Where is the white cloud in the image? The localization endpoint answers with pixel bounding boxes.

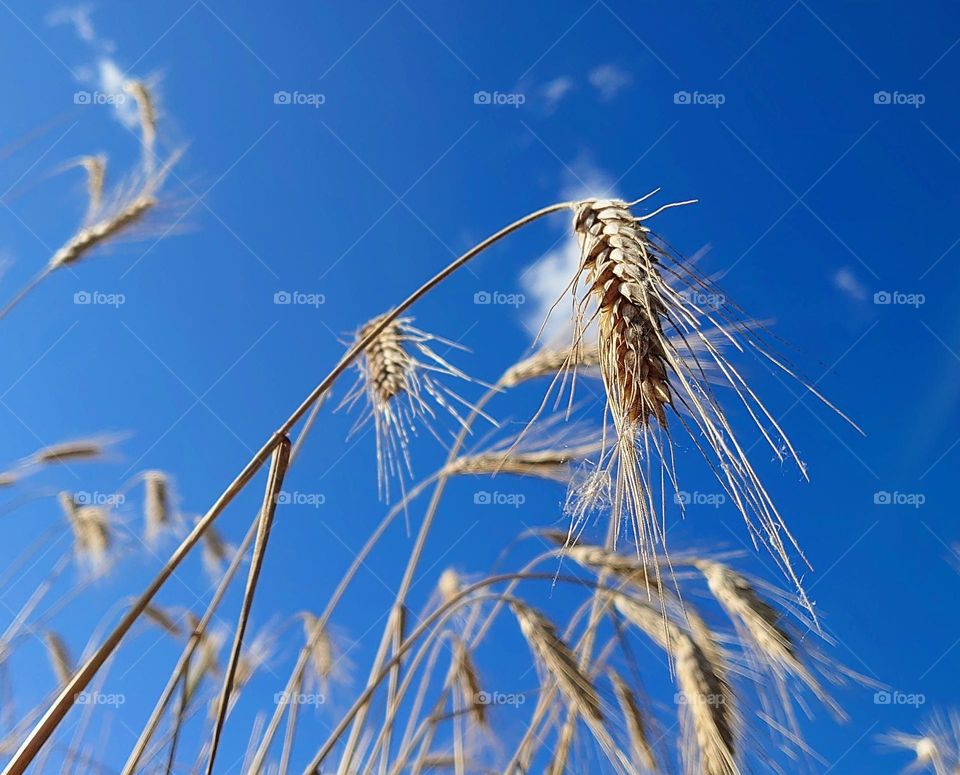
[47,4,97,43]
[46,5,138,129]
[833,267,868,302]
[521,159,622,344]
[588,64,632,102]
[541,76,574,114]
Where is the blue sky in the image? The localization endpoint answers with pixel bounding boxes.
[0,0,959,771]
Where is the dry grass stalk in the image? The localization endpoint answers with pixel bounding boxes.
[615,595,737,775]
[561,194,847,615]
[609,671,657,772]
[44,631,72,687]
[344,315,482,500]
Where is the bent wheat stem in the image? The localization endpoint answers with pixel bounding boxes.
[5,201,571,774]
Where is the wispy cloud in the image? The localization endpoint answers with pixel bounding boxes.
[522,157,620,344]
[541,76,575,114]
[46,3,101,45]
[588,63,632,102]
[833,266,869,302]
[46,4,144,129]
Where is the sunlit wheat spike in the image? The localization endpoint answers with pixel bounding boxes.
[49,193,157,269]
[438,568,462,605]
[0,470,19,487]
[201,524,231,580]
[500,344,601,387]
[563,195,837,618]
[219,627,275,714]
[60,492,112,575]
[447,639,486,726]
[300,613,334,687]
[142,470,175,546]
[609,671,657,772]
[446,447,586,483]
[342,314,485,501]
[881,711,960,774]
[78,154,106,214]
[124,80,157,168]
[143,604,182,637]
[510,601,603,725]
[44,631,72,687]
[186,623,225,703]
[615,595,738,775]
[31,435,120,465]
[692,559,833,706]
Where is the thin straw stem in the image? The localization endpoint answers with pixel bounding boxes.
[205,438,291,775]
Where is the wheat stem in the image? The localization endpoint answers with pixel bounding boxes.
[3,201,571,775]
[205,438,291,775]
